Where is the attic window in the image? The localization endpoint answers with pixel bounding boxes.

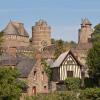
[67,60,73,64]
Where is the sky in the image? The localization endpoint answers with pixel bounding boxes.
[0,0,100,42]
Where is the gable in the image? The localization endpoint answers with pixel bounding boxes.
[51,50,82,68]
[62,54,77,65]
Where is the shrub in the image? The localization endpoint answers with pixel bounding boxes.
[79,88,100,100]
[64,78,81,91]
[25,91,78,100]
[84,77,96,88]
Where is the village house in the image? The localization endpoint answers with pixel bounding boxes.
[50,50,83,91]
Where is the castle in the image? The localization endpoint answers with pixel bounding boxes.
[0,18,93,96]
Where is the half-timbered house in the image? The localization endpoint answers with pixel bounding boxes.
[50,50,83,91]
[51,50,83,81]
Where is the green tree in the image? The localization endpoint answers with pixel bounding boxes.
[65,78,81,91]
[41,59,52,81]
[51,38,56,44]
[87,23,100,86]
[54,39,65,59]
[0,67,22,100]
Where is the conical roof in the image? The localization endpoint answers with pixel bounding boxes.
[81,18,92,26]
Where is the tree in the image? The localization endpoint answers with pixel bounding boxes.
[51,38,56,44]
[0,67,22,100]
[65,78,81,91]
[0,32,23,99]
[54,39,65,59]
[87,23,100,86]
[41,59,52,81]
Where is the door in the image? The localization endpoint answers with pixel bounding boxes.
[32,86,36,95]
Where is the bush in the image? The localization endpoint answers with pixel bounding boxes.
[84,77,98,88]
[25,91,78,100]
[64,78,81,91]
[79,88,100,100]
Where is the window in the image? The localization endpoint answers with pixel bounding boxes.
[42,71,44,80]
[33,71,37,80]
[34,71,36,75]
[44,86,47,90]
[67,71,73,77]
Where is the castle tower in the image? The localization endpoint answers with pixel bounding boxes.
[2,20,29,47]
[32,20,51,49]
[78,18,93,44]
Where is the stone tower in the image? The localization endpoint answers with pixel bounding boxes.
[32,20,51,49]
[78,18,93,44]
[72,18,93,77]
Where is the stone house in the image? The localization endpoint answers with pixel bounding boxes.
[0,48,49,96]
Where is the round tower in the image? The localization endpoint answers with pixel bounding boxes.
[32,20,51,50]
[78,18,93,44]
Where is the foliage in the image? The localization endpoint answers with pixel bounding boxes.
[22,52,35,59]
[54,39,65,59]
[51,38,76,59]
[25,91,78,100]
[51,38,56,44]
[84,77,95,88]
[87,23,100,86]
[79,88,100,100]
[0,67,22,100]
[65,78,81,91]
[41,59,52,81]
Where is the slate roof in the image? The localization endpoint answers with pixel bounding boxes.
[0,53,17,66]
[16,58,36,78]
[51,50,69,68]
[51,50,82,68]
[0,53,36,78]
[3,20,29,37]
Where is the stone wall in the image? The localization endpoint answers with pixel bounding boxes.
[2,35,29,47]
[27,59,49,96]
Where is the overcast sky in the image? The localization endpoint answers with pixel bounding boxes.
[0,0,100,42]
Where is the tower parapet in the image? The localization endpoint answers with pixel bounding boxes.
[32,20,51,50]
